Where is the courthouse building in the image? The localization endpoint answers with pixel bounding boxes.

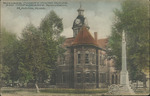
[56,6,120,88]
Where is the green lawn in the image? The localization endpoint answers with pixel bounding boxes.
[1,87,149,96]
[1,88,108,96]
[2,87,108,94]
[40,88,108,94]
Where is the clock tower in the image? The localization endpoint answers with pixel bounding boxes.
[72,4,90,37]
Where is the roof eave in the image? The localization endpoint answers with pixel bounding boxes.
[67,44,105,51]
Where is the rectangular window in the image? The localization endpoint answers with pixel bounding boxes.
[100,55,102,65]
[78,54,81,64]
[61,56,65,65]
[85,72,90,83]
[115,75,118,84]
[102,56,104,65]
[100,73,106,83]
[91,72,95,83]
[100,55,104,65]
[77,72,81,83]
[85,54,89,64]
[112,75,114,84]
[62,72,66,83]
[92,53,95,64]
[100,73,102,83]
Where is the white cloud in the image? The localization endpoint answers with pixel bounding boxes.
[2,7,30,37]
[1,0,121,39]
[61,27,73,37]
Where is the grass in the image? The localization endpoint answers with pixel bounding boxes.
[134,88,150,94]
[1,87,149,96]
[40,88,108,94]
[2,88,36,93]
[2,87,108,95]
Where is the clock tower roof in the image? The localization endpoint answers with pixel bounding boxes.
[77,3,84,16]
[72,4,90,37]
[72,26,98,47]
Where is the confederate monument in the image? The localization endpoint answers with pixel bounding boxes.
[119,30,134,95]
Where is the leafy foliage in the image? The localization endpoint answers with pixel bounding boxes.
[108,0,149,82]
[2,28,18,82]
[39,10,64,84]
[2,10,65,86]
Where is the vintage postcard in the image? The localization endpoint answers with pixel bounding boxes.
[0,0,149,96]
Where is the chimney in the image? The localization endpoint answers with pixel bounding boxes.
[94,32,98,43]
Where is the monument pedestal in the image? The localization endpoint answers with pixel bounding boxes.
[119,71,135,95]
[120,71,130,85]
[119,85,135,95]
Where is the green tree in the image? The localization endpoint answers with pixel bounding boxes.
[2,10,65,92]
[108,0,149,84]
[2,27,18,84]
[19,10,65,91]
[20,23,50,92]
[40,10,65,85]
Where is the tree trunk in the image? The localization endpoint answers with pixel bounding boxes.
[0,79,1,95]
[0,76,2,96]
[35,82,40,93]
[0,88,2,96]
[0,89,2,96]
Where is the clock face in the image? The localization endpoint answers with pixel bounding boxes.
[75,19,80,24]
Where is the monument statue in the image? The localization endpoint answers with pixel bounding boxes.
[119,30,135,95]
[108,30,135,95]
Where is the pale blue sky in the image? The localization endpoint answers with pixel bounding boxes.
[2,0,121,39]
